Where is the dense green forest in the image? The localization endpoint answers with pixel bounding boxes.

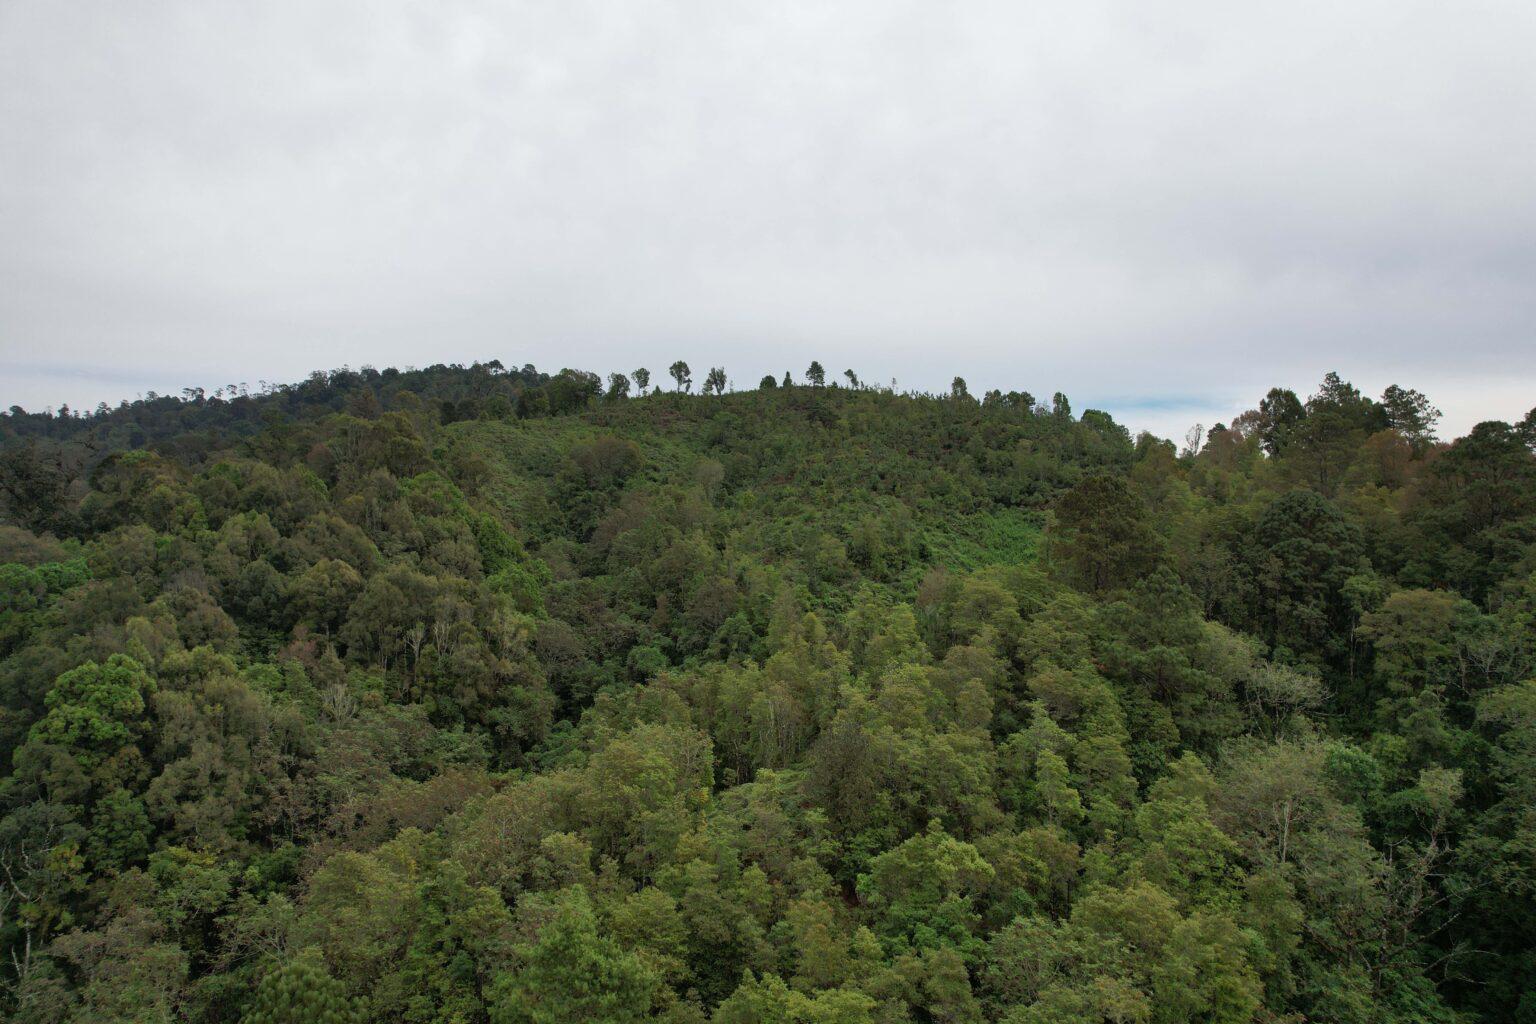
[2,362,1534,1024]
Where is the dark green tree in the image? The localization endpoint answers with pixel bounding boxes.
[1256,387,1305,456]
[1380,385,1440,453]
[242,949,362,1024]
[1048,475,1162,593]
[1246,489,1364,663]
[669,361,692,393]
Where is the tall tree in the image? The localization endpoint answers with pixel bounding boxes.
[669,361,692,393]
[1246,489,1365,663]
[1256,387,1305,456]
[1049,475,1162,593]
[1381,385,1441,453]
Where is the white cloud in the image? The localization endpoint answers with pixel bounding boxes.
[2,0,1533,435]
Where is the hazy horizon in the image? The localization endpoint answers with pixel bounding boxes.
[3,354,1528,447]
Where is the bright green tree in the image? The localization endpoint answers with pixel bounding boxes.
[489,888,661,1024]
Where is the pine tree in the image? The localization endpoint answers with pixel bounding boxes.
[242,950,362,1024]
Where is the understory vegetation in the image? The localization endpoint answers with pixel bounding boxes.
[2,362,1535,1023]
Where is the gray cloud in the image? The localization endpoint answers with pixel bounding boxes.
[3,0,1533,438]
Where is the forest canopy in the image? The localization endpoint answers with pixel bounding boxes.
[2,362,1535,1023]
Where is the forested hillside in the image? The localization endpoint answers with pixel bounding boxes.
[2,363,1534,1023]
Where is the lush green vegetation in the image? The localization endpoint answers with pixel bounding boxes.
[2,363,1534,1023]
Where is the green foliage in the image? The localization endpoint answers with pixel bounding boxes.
[242,948,362,1024]
[0,365,1529,1023]
[857,822,995,957]
[1048,475,1161,592]
[27,654,155,765]
[489,888,660,1024]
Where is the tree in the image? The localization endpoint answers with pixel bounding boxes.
[1246,489,1364,663]
[1243,660,1325,736]
[714,972,878,1024]
[1048,475,1162,593]
[489,889,660,1024]
[242,948,362,1024]
[606,373,631,400]
[806,362,826,388]
[782,371,793,388]
[759,375,777,390]
[706,367,728,396]
[0,801,88,990]
[1034,749,1084,827]
[288,558,364,634]
[982,913,1150,1024]
[1285,372,1386,495]
[844,369,860,389]
[1460,681,1536,1019]
[857,822,995,956]
[951,377,970,402]
[1380,385,1440,453]
[1405,419,1536,602]
[546,369,602,415]
[632,367,650,395]
[1355,588,1475,697]
[669,361,692,393]
[0,439,84,535]
[1256,387,1305,456]
[28,654,156,768]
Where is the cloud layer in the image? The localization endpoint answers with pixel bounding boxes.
[3,1,1533,438]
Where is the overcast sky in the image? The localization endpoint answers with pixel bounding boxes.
[2,1,1533,440]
